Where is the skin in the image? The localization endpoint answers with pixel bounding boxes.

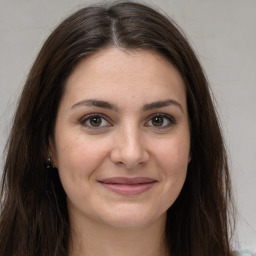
[50,47,191,256]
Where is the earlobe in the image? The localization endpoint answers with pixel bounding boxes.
[46,157,55,169]
[48,138,58,168]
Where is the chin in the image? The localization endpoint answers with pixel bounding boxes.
[97,205,166,230]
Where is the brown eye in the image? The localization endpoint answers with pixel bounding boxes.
[81,114,110,128]
[146,114,176,128]
[89,116,102,127]
[151,116,164,126]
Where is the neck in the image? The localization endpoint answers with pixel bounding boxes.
[68,213,168,256]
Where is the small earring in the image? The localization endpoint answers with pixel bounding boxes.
[46,157,55,169]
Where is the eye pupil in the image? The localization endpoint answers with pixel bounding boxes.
[90,116,102,127]
[152,116,164,126]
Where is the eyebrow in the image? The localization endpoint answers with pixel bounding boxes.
[71,99,183,112]
[142,99,184,112]
[71,99,119,111]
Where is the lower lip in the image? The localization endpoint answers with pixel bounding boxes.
[99,182,156,195]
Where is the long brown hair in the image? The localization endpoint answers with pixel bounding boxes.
[0,1,234,255]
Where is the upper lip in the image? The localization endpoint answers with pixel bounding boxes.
[98,177,157,184]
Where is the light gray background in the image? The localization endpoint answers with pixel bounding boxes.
[0,0,255,251]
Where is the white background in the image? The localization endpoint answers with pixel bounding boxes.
[0,0,255,251]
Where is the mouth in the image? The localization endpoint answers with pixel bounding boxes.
[98,177,157,195]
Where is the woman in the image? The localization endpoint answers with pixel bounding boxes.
[0,1,238,255]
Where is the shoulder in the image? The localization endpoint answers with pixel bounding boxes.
[234,250,253,256]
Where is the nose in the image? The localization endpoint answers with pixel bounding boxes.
[110,125,149,169]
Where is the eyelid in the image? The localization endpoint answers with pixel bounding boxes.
[79,112,176,129]
[80,113,112,128]
[145,113,177,128]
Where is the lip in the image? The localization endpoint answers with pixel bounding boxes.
[98,177,157,195]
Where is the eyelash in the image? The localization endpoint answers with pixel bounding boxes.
[80,113,176,129]
[80,113,111,129]
[145,113,176,129]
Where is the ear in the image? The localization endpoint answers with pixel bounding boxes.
[48,138,58,168]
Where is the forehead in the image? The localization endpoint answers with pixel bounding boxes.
[62,47,186,108]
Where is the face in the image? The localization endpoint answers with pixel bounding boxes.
[50,47,190,230]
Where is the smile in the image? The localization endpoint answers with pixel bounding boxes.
[98,177,157,195]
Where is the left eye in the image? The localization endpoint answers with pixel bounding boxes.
[146,115,175,128]
[81,115,110,128]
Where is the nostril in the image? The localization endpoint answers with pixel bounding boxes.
[109,134,149,168]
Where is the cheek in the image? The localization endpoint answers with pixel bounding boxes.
[54,135,111,207]
[153,136,189,203]
[156,136,190,173]
[54,134,110,182]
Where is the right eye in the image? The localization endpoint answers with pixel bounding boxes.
[80,114,111,128]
